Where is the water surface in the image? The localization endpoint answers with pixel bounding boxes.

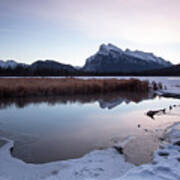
[0,90,180,164]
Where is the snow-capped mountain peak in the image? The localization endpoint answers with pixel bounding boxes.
[86,43,124,65]
[83,43,172,73]
[88,43,171,66]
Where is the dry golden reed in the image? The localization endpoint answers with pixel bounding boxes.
[0,78,149,98]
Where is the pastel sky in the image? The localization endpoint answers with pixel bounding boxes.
[0,0,180,65]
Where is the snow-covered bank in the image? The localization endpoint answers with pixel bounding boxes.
[1,122,180,180]
[157,89,180,98]
[114,122,180,180]
[141,76,180,98]
[0,137,134,180]
[156,78,180,97]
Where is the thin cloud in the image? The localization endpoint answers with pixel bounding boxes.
[0,0,179,64]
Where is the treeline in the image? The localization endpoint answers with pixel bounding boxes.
[0,66,80,76]
[0,66,127,76]
[0,65,179,76]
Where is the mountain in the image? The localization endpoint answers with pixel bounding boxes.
[0,60,27,69]
[0,59,76,72]
[0,45,176,76]
[0,59,77,76]
[30,60,76,72]
[83,44,172,73]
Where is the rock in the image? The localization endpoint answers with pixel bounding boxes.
[174,140,180,146]
[114,146,123,154]
[158,152,169,157]
[169,105,172,110]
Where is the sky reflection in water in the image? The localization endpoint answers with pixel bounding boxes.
[0,92,179,163]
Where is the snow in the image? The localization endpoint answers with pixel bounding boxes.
[126,76,180,98]
[114,136,136,149]
[79,76,180,97]
[124,49,170,66]
[0,75,179,98]
[0,75,179,97]
[76,76,180,98]
[114,122,180,180]
[0,60,28,69]
[86,44,124,65]
[157,89,180,97]
[1,121,180,180]
[98,43,124,56]
[0,60,18,69]
[0,137,134,180]
[153,77,180,97]
[85,43,171,67]
[0,76,180,179]
[86,55,97,64]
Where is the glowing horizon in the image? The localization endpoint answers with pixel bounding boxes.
[0,0,179,65]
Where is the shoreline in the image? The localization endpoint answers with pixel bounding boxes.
[157,89,180,99]
[0,120,179,180]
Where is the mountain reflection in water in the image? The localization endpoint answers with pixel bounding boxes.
[0,91,155,110]
[1,91,170,164]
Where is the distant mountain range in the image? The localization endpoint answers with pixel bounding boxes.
[0,43,179,76]
[0,59,78,76]
[0,59,76,71]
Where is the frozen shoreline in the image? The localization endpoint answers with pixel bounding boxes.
[0,121,180,180]
[0,137,134,180]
